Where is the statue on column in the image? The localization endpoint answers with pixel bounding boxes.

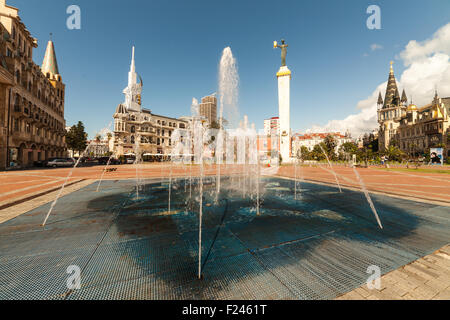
[274,39,288,67]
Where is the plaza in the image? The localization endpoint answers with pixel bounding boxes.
[0,164,448,299]
[0,0,449,303]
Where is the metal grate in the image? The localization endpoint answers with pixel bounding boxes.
[0,177,448,299]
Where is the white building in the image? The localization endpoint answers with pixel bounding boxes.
[263,117,280,136]
[112,47,188,157]
[292,132,353,157]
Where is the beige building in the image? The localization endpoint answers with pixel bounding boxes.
[397,93,449,157]
[199,95,217,124]
[378,61,449,158]
[377,62,408,151]
[113,47,188,157]
[0,0,66,169]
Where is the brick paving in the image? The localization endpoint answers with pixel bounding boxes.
[276,164,450,204]
[336,245,450,300]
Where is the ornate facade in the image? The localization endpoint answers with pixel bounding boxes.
[397,93,449,157]
[378,62,449,157]
[0,0,66,169]
[113,47,188,157]
[377,62,408,151]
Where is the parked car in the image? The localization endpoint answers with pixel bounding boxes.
[46,158,75,168]
[97,157,121,165]
[33,160,46,167]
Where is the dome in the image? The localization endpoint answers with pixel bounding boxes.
[115,104,127,114]
[407,104,417,111]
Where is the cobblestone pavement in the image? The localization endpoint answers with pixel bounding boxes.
[336,245,450,300]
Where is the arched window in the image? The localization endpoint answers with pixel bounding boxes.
[131,136,135,144]
[14,94,20,111]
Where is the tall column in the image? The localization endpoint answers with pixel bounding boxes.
[277,66,291,162]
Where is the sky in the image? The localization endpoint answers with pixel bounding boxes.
[8,0,450,138]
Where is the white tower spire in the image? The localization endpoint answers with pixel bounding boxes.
[123,46,142,112]
[131,46,135,72]
[128,46,137,87]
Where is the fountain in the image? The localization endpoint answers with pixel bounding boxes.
[44,46,383,285]
[42,123,113,226]
[319,143,342,193]
[216,47,239,201]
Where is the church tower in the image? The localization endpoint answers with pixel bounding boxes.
[123,46,143,112]
[41,38,65,103]
[377,61,406,151]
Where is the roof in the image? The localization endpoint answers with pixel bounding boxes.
[293,132,348,140]
[383,62,401,109]
[115,104,127,114]
[41,40,59,76]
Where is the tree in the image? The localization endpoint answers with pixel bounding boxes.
[297,146,310,160]
[66,121,88,155]
[311,143,326,161]
[339,142,358,161]
[323,135,337,160]
[384,145,406,162]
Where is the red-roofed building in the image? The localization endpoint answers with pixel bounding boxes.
[291,132,353,157]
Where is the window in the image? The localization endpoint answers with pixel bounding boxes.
[131,136,135,144]
[131,126,135,133]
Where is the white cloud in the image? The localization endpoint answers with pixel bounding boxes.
[399,23,450,66]
[306,23,450,137]
[370,43,383,51]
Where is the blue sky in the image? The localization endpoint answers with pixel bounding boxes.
[9,0,450,138]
